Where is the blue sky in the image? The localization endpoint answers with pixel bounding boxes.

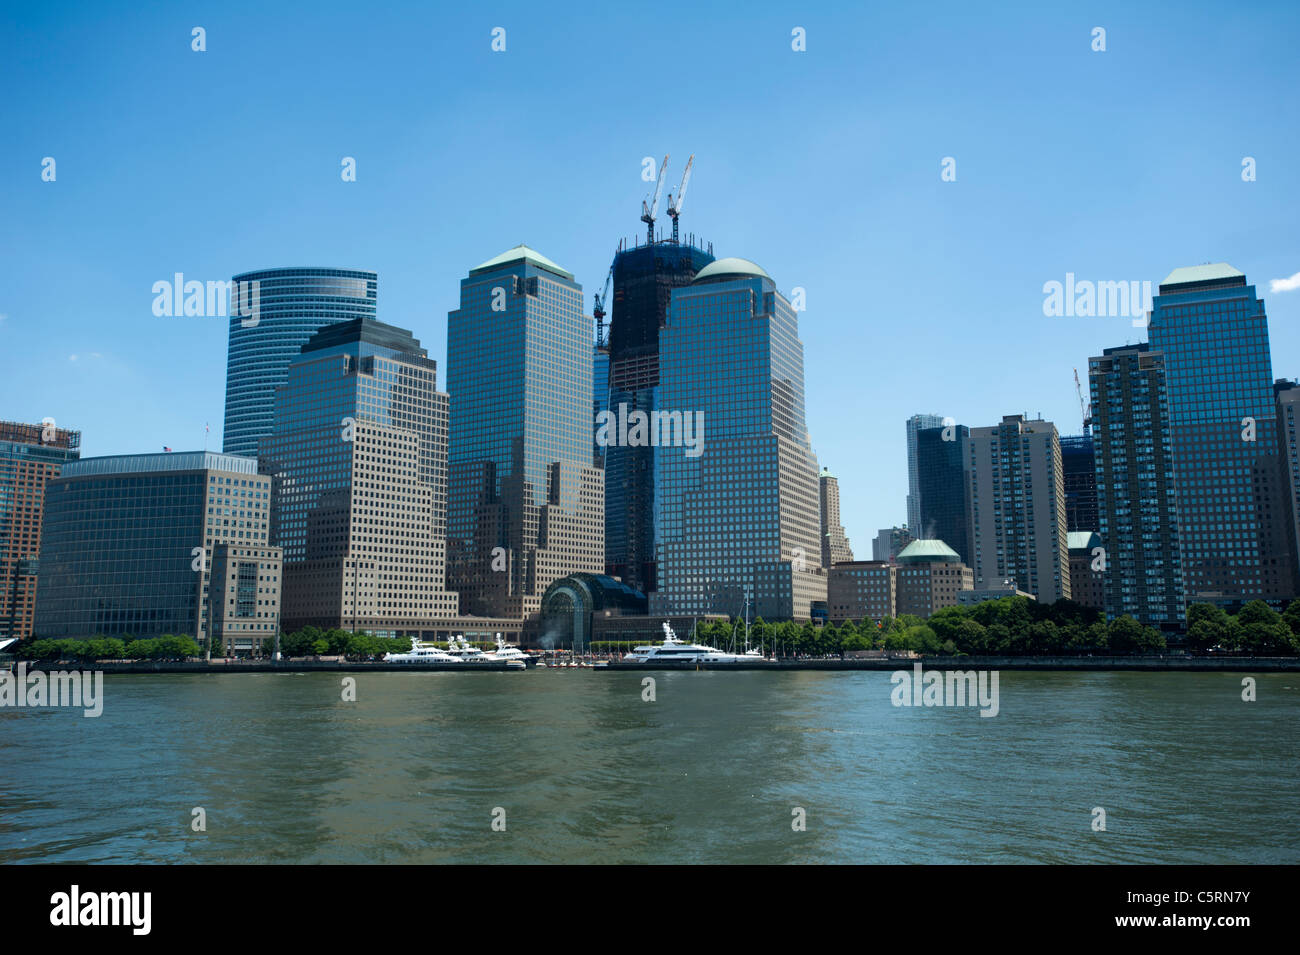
[2,0,1298,550]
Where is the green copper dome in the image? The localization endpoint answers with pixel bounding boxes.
[691,257,772,284]
[896,539,961,564]
[470,244,574,281]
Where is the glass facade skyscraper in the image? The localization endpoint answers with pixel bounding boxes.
[1060,434,1099,532]
[906,413,944,531]
[261,318,458,633]
[651,257,825,621]
[1147,264,1296,603]
[446,245,604,618]
[915,423,970,565]
[34,452,279,644]
[223,267,377,459]
[1089,344,1184,629]
[603,240,714,593]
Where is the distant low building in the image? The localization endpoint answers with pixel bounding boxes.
[1067,531,1105,612]
[0,420,80,642]
[894,539,973,618]
[828,561,895,624]
[209,543,283,655]
[957,585,1036,607]
[872,525,913,562]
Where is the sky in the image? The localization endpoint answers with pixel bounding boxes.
[2,0,1298,552]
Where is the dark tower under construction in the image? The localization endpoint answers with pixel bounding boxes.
[599,159,714,594]
[604,239,715,594]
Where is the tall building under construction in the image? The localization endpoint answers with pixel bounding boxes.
[599,155,714,595]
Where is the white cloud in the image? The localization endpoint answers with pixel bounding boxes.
[68,352,103,363]
[1270,271,1300,293]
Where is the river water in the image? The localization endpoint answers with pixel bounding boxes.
[1,669,1296,864]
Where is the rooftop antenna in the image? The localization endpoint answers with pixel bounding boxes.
[641,154,669,246]
[666,154,694,245]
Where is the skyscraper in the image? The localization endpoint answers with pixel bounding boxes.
[873,525,913,562]
[0,420,80,641]
[1147,264,1296,603]
[906,413,944,531]
[915,423,970,565]
[1274,380,1300,587]
[223,267,377,458]
[261,317,458,632]
[651,257,825,621]
[603,239,714,593]
[1060,434,1099,532]
[819,467,854,568]
[966,414,1070,602]
[35,451,280,646]
[446,245,603,618]
[1088,344,1183,627]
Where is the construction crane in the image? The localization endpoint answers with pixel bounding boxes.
[666,154,694,245]
[641,154,669,245]
[1074,368,1092,435]
[593,261,614,348]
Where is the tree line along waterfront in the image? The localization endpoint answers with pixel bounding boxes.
[594,597,1300,657]
[13,628,420,663]
[12,598,1300,664]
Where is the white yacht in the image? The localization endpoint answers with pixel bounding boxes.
[485,634,536,666]
[623,623,772,664]
[384,639,524,669]
[445,635,493,663]
[383,644,461,664]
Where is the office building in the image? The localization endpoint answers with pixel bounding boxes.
[446,245,604,618]
[872,525,913,562]
[1275,380,1300,585]
[1147,264,1296,603]
[223,267,377,458]
[652,257,826,621]
[0,420,80,641]
[1067,531,1106,612]
[894,539,973,618]
[915,422,970,565]
[261,317,459,632]
[209,543,282,653]
[603,238,715,592]
[966,414,1070,602]
[906,413,945,531]
[1060,434,1098,532]
[1088,344,1184,628]
[34,451,280,644]
[819,467,854,569]
[828,561,895,624]
[957,585,1036,607]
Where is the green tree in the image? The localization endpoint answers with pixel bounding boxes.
[903,624,939,654]
[842,632,869,652]
[1107,615,1147,654]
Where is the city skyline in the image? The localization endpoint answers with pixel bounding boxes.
[4,3,1299,553]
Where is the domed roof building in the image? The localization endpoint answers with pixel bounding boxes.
[538,573,647,651]
[897,539,962,564]
[690,257,773,284]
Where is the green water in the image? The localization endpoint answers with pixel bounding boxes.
[1,669,1296,863]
